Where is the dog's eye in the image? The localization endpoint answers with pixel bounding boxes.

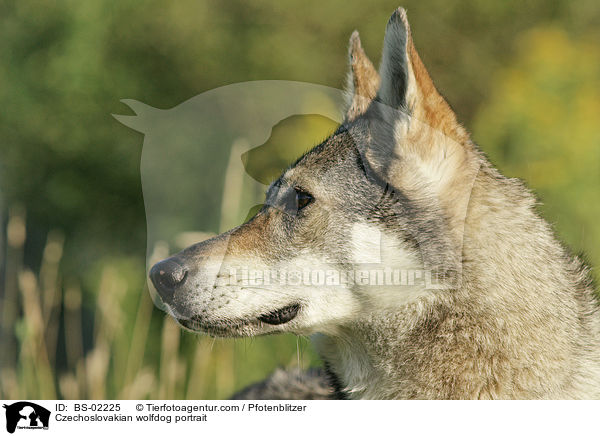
[295,188,313,210]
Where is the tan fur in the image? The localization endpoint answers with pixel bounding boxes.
[319,8,600,398]
[346,31,380,121]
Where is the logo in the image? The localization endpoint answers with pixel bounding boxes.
[2,402,50,434]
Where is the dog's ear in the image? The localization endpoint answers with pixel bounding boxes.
[345,31,380,120]
[365,7,474,187]
[377,8,466,143]
[361,8,479,255]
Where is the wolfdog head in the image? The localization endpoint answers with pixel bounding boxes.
[150,8,481,338]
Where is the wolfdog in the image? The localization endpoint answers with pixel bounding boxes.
[149,7,600,399]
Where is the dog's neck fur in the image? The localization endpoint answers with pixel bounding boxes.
[314,165,600,399]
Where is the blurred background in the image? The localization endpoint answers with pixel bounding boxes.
[0,0,598,399]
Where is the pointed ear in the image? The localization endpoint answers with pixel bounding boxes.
[377,8,465,142]
[361,8,479,261]
[345,31,380,120]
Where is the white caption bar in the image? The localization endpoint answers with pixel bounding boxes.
[1,400,597,436]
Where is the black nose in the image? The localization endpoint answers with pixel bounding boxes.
[150,259,188,303]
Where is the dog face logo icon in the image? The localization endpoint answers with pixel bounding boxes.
[2,402,50,433]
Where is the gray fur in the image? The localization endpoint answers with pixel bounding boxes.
[150,7,600,399]
[230,368,333,400]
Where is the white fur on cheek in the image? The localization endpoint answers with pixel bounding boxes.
[351,222,382,264]
[349,221,433,311]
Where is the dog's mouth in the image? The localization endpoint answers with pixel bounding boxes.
[257,303,300,325]
[175,303,301,336]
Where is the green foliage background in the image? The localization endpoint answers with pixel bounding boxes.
[0,0,598,399]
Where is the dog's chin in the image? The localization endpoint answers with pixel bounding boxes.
[174,303,301,338]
